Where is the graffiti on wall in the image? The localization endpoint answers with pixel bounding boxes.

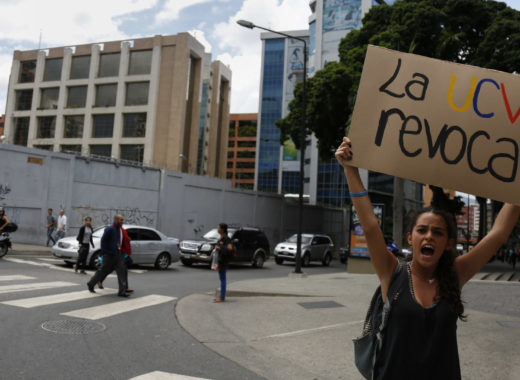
[75,206,156,228]
[0,184,11,200]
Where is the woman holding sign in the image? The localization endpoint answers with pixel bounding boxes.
[336,136,520,380]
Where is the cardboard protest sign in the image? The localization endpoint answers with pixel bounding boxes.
[349,45,520,204]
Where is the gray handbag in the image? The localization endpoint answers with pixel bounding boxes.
[353,262,407,379]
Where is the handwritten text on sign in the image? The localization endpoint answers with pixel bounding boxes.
[348,45,520,204]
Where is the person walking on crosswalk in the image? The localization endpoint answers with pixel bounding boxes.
[75,217,94,274]
[87,214,128,297]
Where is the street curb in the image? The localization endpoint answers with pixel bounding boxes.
[8,251,53,257]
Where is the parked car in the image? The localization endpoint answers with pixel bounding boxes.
[274,234,334,266]
[52,225,180,270]
[179,227,270,268]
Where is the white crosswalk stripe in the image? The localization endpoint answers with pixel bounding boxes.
[6,257,148,274]
[0,281,78,294]
[129,371,210,380]
[61,294,176,320]
[0,274,176,321]
[0,275,36,282]
[2,288,118,308]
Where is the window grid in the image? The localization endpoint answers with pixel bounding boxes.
[90,144,112,157]
[13,117,30,146]
[15,90,33,111]
[125,82,149,106]
[92,114,114,138]
[43,58,63,81]
[122,113,146,137]
[64,115,84,138]
[67,86,87,108]
[37,116,56,139]
[120,144,144,163]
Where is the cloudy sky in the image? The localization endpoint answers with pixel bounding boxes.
[0,0,519,115]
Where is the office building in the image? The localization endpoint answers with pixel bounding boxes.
[255,0,422,216]
[227,113,257,189]
[4,33,231,177]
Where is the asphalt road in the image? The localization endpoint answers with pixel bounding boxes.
[0,255,346,380]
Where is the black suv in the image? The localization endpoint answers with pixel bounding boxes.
[179,227,270,268]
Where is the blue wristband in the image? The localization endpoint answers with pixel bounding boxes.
[349,190,368,197]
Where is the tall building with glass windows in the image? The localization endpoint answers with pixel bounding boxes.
[255,0,422,219]
[4,33,231,177]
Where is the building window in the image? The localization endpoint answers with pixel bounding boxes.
[40,87,60,109]
[67,86,87,108]
[125,82,149,106]
[92,114,114,137]
[98,53,120,77]
[95,84,117,107]
[43,58,63,81]
[61,145,82,154]
[64,115,84,138]
[19,60,36,83]
[238,120,257,136]
[123,113,146,137]
[37,116,56,138]
[128,50,152,75]
[13,117,30,146]
[33,145,53,151]
[70,56,90,79]
[15,90,33,111]
[120,144,144,163]
[90,144,112,157]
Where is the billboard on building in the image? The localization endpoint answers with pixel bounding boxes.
[350,204,384,258]
[322,0,362,66]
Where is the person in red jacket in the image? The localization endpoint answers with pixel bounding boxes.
[97,225,133,293]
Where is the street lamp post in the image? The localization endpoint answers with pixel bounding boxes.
[237,19,307,274]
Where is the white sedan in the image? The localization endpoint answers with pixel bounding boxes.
[52,225,180,270]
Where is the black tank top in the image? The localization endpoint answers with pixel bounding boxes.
[374,262,461,380]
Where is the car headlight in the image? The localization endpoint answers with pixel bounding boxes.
[200,243,212,252]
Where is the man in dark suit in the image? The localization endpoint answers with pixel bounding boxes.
[87,214,129,297]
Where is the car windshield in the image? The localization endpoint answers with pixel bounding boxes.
[92,226,107,238]
[203,228,235,240]
[286,234,312,244]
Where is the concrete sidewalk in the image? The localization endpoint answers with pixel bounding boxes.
[9,243,52,256]
[176,271,520,380]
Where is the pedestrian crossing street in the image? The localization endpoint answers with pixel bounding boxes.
[0,274,176,320]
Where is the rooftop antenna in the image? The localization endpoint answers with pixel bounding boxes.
[38,29,42,49]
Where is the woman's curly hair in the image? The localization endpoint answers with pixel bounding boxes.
[407,207,467,321]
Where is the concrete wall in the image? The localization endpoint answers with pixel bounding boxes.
[0,144,347,251]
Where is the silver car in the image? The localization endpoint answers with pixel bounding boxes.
[52,225,180,270]
[274,234,334,266]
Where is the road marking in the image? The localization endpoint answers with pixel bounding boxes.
[37,258,64,263]
[129,371,210,380]
[0,275,36,282]
[0,281,79,294]
[2,288,118,308]
[128,269,148,274]
[61,294,177,320]
[256,320,364,340]
[4,257,115,277]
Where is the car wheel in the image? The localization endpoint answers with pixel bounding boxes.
[181,258,193,266]
[252,251,265,268]
[89,251,102,270]
[275,257,284,265]
[155,252,171,270]
[302,253,311,267]
[340,257,347,264]
[322,253,332,267]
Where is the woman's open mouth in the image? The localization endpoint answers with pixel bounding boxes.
[420,244,435,258]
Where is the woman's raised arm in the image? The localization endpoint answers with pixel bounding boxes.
[336,137,397,296]
[455,203,520,286]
